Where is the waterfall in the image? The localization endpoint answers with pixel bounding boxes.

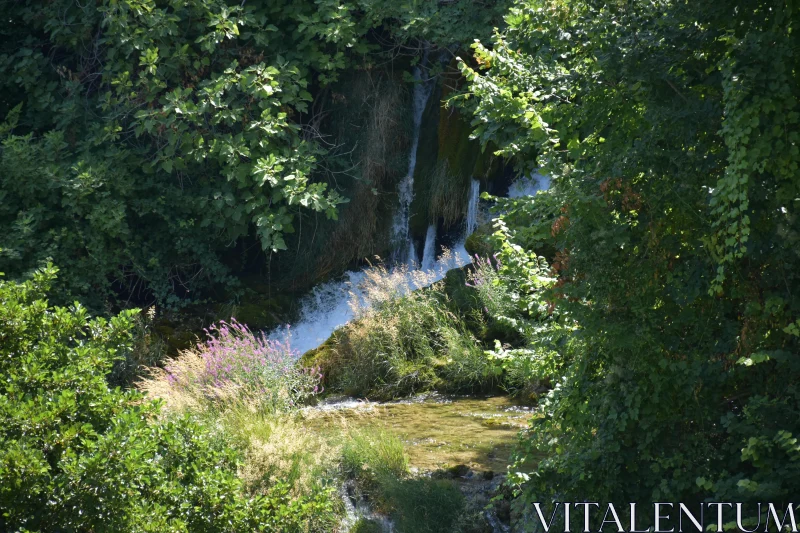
[269,252,468,355]
[465,179,481,236]
[268,178,485,355]
[421,225,437,270]
[268,271,366,355]
[508,170,550,198]
[267,51,487,357]
[391,50,434,266]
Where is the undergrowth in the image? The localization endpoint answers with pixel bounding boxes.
[140,318,471,532]
[301,261,504,400]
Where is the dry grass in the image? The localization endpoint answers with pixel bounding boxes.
[427,160,470,228]
[228,410,340,497]
[348,250,463,317]
[138,350,208,412]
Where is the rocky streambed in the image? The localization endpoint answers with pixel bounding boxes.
[301,394,536,532]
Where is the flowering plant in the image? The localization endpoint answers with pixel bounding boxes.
[164,320,322,411]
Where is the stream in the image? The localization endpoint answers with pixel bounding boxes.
[303,395,529,533]
[304,395,530,473]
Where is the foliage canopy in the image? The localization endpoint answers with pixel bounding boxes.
[0,0,510,308]
[460,0,800,518]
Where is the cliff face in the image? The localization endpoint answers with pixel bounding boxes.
[266,52,508,294]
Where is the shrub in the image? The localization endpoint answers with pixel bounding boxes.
[109,306,168,388]
[0,266,327,531]
[317,265,498,398]
[141,320,322,412]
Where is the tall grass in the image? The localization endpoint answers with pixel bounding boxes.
[296,257,502,399]
[341,427,409,490]
[141,319,321,412]
[332,280,495,399]
[465,254,513,318]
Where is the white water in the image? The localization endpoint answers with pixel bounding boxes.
[421,224,437,270]
[269,251,470,355]
[465,178,481,235]
[508,170,550,198]
[269,185,482,356]
[340,480,395,533]
[268,54,487,357]
[391,51,434,266]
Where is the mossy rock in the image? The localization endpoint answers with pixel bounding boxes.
[464,226,494,257]
[446,464,471,478]
[299,333,344,390]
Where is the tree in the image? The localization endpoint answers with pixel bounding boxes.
[461,0,800,519]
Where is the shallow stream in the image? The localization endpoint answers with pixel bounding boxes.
[303,394,533,474]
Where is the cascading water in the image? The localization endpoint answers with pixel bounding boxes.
[508,170,550,198]
[465,178,481,235]
[268,57,489,357]
[420,225,437,271]
[391,50,434,266]
[446,178,482,262]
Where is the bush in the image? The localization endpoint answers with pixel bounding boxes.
[109,306,168,388]
[141,320,322,413]
[463,0,800,515]
[0,266,330,532]
[326,278,498,399]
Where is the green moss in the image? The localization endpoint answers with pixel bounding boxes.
[439,59,505,187]
[351,519,383,533]
[299,333,343,389]
[437,105,478,186]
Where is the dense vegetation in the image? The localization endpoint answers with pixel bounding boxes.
[458,0,800,523]
[2,0,799,531]
[0,0,509,308]
[0,267,338,532]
